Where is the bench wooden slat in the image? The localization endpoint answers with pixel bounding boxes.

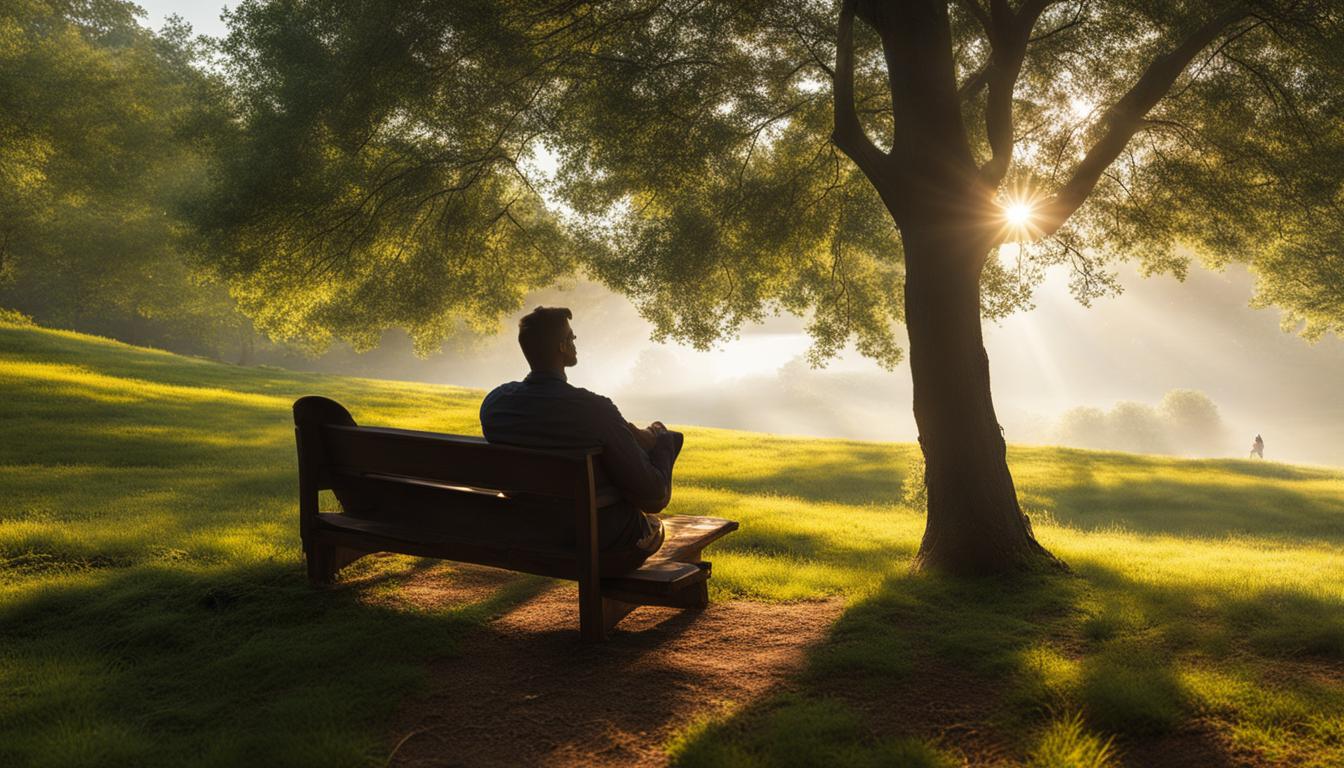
[321,424,594,498]
[602,560,709,595]
[352,471,624,509]
[315,512,580,579]
[652,516,740,563]
[315,512,734,595]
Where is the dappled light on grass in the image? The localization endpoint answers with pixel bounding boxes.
[1013,446,1344,543]
[672,487,922,601]
[3,319,1344,765]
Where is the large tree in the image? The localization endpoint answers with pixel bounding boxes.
[203,0,1344,574]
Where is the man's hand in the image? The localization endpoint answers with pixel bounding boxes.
[626,421,668,451]
[626,421,657,451]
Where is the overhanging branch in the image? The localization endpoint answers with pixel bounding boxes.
[831,0,887,187]
[978,0,1056,186]
[1036,8,1249,239]
[958,63,991,101]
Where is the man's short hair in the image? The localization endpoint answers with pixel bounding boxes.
[518,306,572,369]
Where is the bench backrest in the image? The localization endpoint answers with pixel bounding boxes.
[293,396,603,574]
[320,424,597,499]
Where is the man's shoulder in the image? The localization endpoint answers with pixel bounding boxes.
[481,380,524,405]
[567,384,622,414]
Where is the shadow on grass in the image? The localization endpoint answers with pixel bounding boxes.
[671,557,1344,767]
[1035,476,1344,544]
[0,558,550,768]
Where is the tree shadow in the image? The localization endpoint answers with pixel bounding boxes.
[385,579,844,768]
[1005,447,1344,544]
[1029,475,1344,543]
[670,557,1344,767]
[0,557,551,767]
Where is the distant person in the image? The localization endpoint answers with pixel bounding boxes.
[480,306,682,573]
[1250,434,1264,459]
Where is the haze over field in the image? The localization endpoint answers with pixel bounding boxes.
[253,262,1344,468]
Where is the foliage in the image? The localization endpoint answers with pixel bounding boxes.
[4,320,1344,764]
[199,0,911,364]
[200,0,1344,363]
[1007,0,1344,338]
[0,0,251,359]
[198,0,580,355]
[0,307,32,325]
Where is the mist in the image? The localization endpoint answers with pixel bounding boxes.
[259,264,1344,468]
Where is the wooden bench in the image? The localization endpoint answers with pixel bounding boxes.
[293,396,739,641]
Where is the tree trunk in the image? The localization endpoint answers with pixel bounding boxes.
[902,226,1061,575]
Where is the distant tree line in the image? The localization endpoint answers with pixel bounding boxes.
[1057,389,1231,457]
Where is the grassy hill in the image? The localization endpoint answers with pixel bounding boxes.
[2,317,1342,767]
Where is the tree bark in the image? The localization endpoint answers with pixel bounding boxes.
[837,1,1065,575]
[902,225,1061,575]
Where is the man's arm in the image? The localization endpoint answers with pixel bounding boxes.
[626,421,657,451]
[594,401,678,513]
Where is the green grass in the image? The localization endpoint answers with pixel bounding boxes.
[3,318,1343,766]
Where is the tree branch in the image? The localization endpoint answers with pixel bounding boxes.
[958,63,991,101]
[955,0,992,37]
[1029,0,1087,43]
[831,0,886,185]
[1036,8,1248,239]
[978,0,1055,186]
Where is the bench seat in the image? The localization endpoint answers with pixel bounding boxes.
[315,512,736,599]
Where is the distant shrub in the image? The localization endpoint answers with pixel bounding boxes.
[1055,389,1231,457]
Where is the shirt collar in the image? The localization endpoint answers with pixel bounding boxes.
[524,370,567,384]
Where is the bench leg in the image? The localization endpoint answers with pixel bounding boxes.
[602,597,640,633]
[579,579,606,642]
[305,540,367,585]
[671,580,710,609]
[667,552,711,609]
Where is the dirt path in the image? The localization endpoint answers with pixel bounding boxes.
[384,564,843,767]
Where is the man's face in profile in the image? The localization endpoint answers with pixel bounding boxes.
[561,320,578,368]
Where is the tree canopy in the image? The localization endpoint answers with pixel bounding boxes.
[201,0,1344,358]
[0,0,250,357]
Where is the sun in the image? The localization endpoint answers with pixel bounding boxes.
[1004,201,1033,227]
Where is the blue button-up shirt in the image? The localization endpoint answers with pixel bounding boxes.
[480,371,681,550]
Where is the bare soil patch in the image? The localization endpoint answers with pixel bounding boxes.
[385,565,843,767]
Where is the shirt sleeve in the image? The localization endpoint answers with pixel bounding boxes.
[592,398,675,513]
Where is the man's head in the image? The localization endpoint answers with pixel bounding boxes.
[518,306,577,372]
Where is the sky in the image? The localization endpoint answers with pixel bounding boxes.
[136,0,231,38]
[139,0,1344,467]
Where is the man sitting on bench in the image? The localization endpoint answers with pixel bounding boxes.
[480,306,683,574]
